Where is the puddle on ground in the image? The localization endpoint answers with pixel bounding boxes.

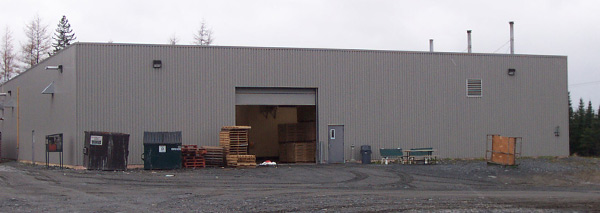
[0,165,18,172]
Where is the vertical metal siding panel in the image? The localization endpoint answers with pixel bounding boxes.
[74,44,568,165]
[0,45,78,165]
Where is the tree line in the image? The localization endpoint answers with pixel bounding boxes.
[569,93,600,156]
[1,15,214,83]
[1,15,76,83]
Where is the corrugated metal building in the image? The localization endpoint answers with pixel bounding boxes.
[0,43,569,166]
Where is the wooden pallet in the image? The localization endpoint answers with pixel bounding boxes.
[221,126,252,130]
[202,146,225,167]
[219,127,250,156]
[181,145,206,168]
[183,161,206,168]
[278,122,316,143]
[182,145,198,150]
[279,141,316,163]
[226,154,256,168]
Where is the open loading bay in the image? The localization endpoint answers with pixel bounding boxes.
[236,105,316,163]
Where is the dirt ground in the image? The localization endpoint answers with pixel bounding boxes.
[1,157,599,212]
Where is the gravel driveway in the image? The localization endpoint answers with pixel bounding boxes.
[0,157,599,212]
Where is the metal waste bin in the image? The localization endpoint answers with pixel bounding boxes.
[142,131,182,170]
[83,131,130,170]
[361,145,372,164]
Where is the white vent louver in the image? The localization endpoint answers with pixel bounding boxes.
[466,79,482,97]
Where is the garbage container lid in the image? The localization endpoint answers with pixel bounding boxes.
[360,145,371,151]
[143,131,182,144]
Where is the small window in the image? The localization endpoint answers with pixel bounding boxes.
[466,78,482,97]
[330,129,335,139]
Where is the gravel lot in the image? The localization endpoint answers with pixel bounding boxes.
[1,157,599,212]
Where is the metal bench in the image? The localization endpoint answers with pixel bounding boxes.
[379,148,404,164]
[405,147,437,165]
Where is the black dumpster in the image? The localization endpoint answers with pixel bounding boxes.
[361,145,372,164]
[142,131,182,170]
[83,131,130,170]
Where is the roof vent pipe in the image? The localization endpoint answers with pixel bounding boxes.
[509,21,514,54]
[429,39,434,52]
[467,30,472,53]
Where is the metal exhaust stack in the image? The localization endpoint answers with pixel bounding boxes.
[467,30,472,53]
[429,39,434,52]
[509,21,514,54]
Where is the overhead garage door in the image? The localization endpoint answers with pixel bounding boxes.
[235,88,316,105]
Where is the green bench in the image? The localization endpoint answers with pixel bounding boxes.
[406,147,437,165]
[379,148,404,164]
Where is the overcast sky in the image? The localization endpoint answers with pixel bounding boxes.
[2,0,599,106]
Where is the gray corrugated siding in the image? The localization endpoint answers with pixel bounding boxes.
[2,43,568,166]
[73,43,568,165]
[0,46,78,164]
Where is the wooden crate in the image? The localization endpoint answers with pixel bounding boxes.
[278,122,316,143]
[279,141,316,163]
[491,135,516,165]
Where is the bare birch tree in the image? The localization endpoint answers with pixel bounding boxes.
[21,14,51,69]
[169,33,180,45]
[1,26,18,83]
[193,21,214,45]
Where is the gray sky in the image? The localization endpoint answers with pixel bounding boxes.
[2,0,599,107]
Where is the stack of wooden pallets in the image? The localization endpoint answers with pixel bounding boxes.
[279,142,316,163]
[278,122,316,142]
[220,126,251,155]
[181,145,206,168]
[219,126,256,168]
[278,122,316,163]
[225,154,257,168]
[201,146,225,167]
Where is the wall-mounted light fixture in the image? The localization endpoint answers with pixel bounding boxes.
[153,60,162,69]
[45,65,63,73]
[508,68,516,76]
[554,126,560,137]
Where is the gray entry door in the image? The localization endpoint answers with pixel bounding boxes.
[328,125,344,163]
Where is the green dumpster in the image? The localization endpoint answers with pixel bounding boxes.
[142,131,182,170]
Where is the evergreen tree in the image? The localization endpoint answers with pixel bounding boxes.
[578,128,599,156]
[51,15,76,54]
[570,99,586,155]
[568,92,573,121]
[568,93,576,155]
[584,101,594,128]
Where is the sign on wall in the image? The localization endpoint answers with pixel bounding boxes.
[46,134,63,152]
[45,133,64,168]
